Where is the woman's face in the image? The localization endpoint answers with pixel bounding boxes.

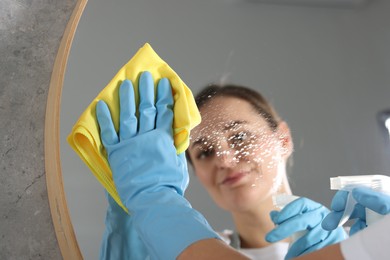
[188,96,291,212]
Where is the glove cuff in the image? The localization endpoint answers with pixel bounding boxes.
[133,191,220,259]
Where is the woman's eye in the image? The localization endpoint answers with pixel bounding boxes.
[231,132,248,144]
[196,147,214,160]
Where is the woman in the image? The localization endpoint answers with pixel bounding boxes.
[97,74,344,260]
[185,84,344,259]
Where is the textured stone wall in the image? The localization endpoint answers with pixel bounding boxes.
[0,0,77,259]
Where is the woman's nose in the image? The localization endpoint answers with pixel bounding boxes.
[215,142,237,168]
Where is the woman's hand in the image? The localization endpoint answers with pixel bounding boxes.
[266,197,347,259]
[322,187,390,235]
[96,71,218,260]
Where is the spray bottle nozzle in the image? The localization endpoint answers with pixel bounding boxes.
[330,175,390,191]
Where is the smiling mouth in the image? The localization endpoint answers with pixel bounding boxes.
[220,172,250,186]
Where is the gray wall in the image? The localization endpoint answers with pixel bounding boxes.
[61,0,390,259]
[0,0,77,259]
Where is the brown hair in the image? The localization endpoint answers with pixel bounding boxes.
[186,84,282,165]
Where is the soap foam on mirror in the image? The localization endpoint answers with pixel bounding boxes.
[191,104,286,192]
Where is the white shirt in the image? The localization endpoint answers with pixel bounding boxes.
[218,229,289,260]
[238,242,289,260]
[341,214,390,260]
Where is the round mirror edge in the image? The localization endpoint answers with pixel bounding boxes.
[44,0,88,259]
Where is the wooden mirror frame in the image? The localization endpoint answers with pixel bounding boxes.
[44,0,88,259]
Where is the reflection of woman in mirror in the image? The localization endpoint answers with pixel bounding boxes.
[96,74,345,260]
[185,84,344,259]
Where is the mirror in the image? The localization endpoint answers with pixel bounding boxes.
[48,0,390,258]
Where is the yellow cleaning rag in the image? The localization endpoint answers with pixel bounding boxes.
[67,43,201,212]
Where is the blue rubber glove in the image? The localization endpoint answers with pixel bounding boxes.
[96,72,219,260]
[322,187,390,235]
[265,197,347,259]
[99,191,149,260]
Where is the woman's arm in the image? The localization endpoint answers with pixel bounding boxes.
[178,238,250,260]
[96,74,221,259]
[293,243,343,260]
